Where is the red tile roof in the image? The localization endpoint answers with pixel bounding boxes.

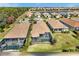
[31,20,50,37]
[4,23,30,39]
[47,19,68,29]
[62,18,79,27]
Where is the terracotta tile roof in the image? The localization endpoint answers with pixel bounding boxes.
[4,23,30,39]
[61,18,79,27]
[31,20,50,37]
[47,19,68,29]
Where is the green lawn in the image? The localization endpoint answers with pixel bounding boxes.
[27,44,61,52]
[27,32,79,52]
[53,32,79,49]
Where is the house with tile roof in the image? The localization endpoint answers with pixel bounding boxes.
[60,18,79,31]
[47,19,68,32]
[0,23,30,50]
[26,11,33,17]
[31,20,52,44]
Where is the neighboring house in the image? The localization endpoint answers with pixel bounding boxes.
[31,20,52,44]
[18,18,30,23]
[47,19,68,32]
[34,17,42,21]
[43,13,51,18]
[0,23,30,50]
[51,12,62,18]
[26,11,33,17]
[60,18,79,31]
[34,12,41,17]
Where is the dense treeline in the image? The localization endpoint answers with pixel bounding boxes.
[0,7,30,19]
[0,7,30,32]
